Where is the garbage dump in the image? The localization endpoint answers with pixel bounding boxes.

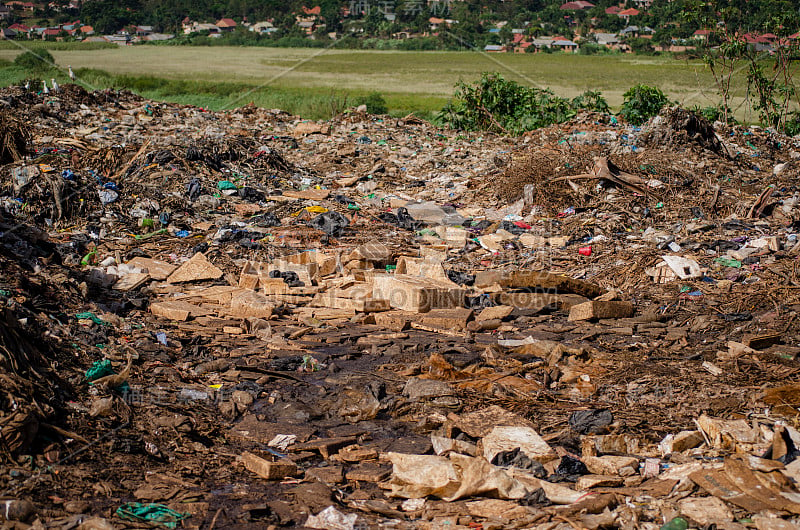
[2,86,800,528]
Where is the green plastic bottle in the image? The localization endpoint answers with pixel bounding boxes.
[661,517,688,530]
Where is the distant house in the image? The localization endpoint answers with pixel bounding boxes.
[552,39,578,52]
[515,41,533,53]
[594,32,619,47]
[0,5,10,19]
[5,1,34,13]
[692,29,711,41]
[142,33,173,41]
[742,33,773,52]
[41,28,60,39]
[605,6,621,15]
[531,37,554,50]
[216,18,237,31]
[0,28,16,39]
[249,21,277,34]
[193,23,220,35]
[429,17,444,30]
[484,44,506,52]
[633,0,653,7]
[9,22,29,32]
[618,8,639,21]
[297,20,314,33]
[302,5,321,15]
[106,33,131,45]
[560,1,594,10]
[79,24,93,35]
[134,25,153,36]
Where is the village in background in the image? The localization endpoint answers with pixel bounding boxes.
[0,0,794,55]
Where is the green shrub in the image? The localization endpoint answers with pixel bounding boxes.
[691,104,733,124]
[355,91,388,114]
[785,112,800,137]
[619,84,670,125]
[13,50,55,72]
[571,90,610,113]
[438,72,580,135]
[578,42,602,55]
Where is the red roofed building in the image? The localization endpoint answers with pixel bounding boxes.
[216,18,237,31]
[6,0,34,12]
[9,22,29,31]
[741,32,774,51]
[605,6,621,15]
[693,29,711,41]
[429,16,444,30]
[516,41,533,53]
[42,28,60,39]
[80,25,93,34]
[619,8,639,16]
[302,5,321,15]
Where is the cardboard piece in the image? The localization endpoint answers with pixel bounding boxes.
[230,290,274,319]
[474,270,603,298]
[372,274,465,313]
[167,253,223,283]
[112,272,150,291]
[126,257,176,280]
[568,301,634,321]
[241,451,297,480]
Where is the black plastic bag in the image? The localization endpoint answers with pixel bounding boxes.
[252,213,281,228]
[556,455,589,477]
[186,178,201,200]
[500,220,527,235]
[378,207,421,231]
[568,409,613,435]
[491,448,546,478]
[447,270,475,286]
[269,270,305,288]
[310,211,349,237]
[238,186,265,202]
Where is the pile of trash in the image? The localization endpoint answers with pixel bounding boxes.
[1,85,800,529]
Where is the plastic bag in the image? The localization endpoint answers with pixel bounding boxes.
[310,211,349,237]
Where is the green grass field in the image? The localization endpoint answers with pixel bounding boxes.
[0,44,760,120]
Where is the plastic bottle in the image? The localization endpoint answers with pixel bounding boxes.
[660,517,688,530]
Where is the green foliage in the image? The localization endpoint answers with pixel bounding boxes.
[691,104,734,123]
[571,90,610,113]
[626,37,656,56]
[355,91,388,114]
[438,73,611,135]
[784,113,800,137]
[577,42,603,55]
[619,84,670,125]
[13,50,55,72]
